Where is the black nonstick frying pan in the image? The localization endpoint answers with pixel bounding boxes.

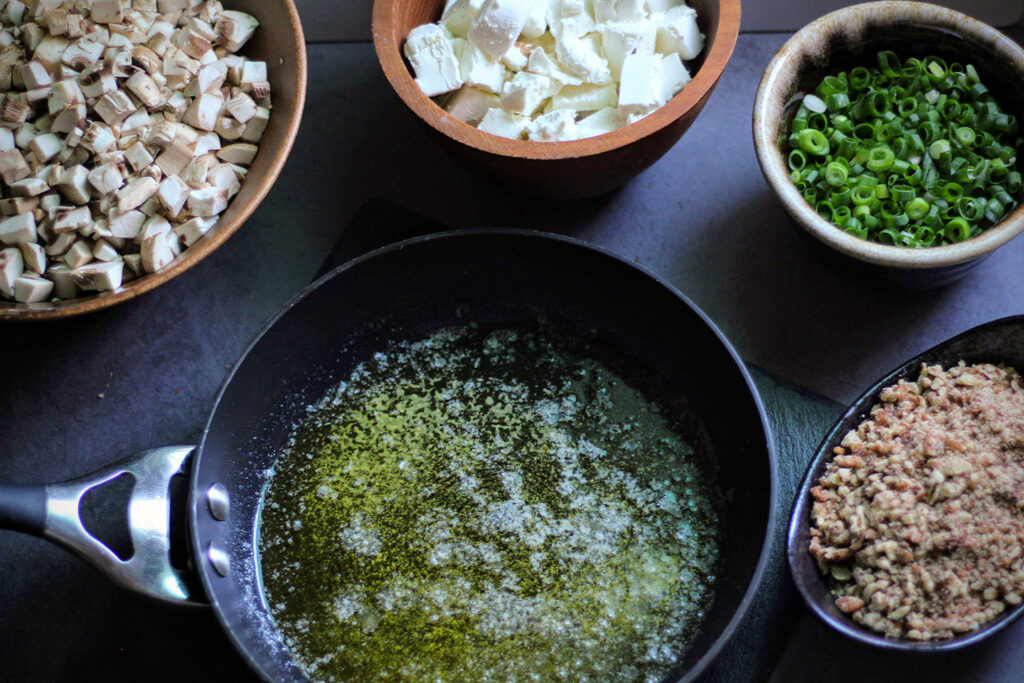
[0,230,776,681]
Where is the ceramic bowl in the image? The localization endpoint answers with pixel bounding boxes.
[753,1,1024,289]
[373,0,740,199]
[1,0,307,321]
[789,315,1024,651]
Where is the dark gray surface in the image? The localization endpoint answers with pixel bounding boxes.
[2,11,1024,683]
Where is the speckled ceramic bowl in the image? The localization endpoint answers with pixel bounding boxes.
[753,2,1024,289]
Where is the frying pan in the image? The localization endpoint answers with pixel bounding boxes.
[788,315,1024,652]
[0,230,776,681]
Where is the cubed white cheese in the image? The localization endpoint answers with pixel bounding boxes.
[601,20,657,81]
[405,23,464,97]
[468,0,531,59]
[548,0,595,40]
[555,34,611,84]
[526,108,577,141]
[618,50,665,118]
[459,42,507,93]
[527,46,582,86]
[656,4,703,60]
[442,0,486,38]
[477,108,529,139]
[445,86,501,124]
[660,52,691,102]
[646,0,683,13]
[593,0,646,22]
[502,44,529,71]
[551,82,618,112]
[521,0,548,39]
[500,71,561,115]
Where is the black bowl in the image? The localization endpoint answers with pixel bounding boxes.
[788,314,1024,651]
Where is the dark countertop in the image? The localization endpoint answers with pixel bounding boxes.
[2,3,1023,681]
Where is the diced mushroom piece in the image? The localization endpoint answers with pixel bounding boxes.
[82,122,117,154]
[180,153,215,187]
[13,272,52,302]
[33,35,69,72]
[0,247,23,296]
[131,45,162,75]
[19,60,51,89]
[241,106,269,143]
[140,230,174,272]
[156,173,190,215]
[246,80,270,102]
[0,148,30,184]
[43,264,75,299]
[109,209,146,238]
[121,110,152,136]
[14,122,37,150]
[126,71,163,108]
[92,239,119,262]
[215,11,259,52]
[187,187,227,217]
[56,164,91,204]
[39,193,60,213]
[53,205,92,233]
[0,196,37,215]
[138,213,170,240]
[9,177,49,197]
[0,127,13,151]
[0,96,31,128]
[207,163,240,197]
[174,215,216,246]
[24,86,51,108]
[193,131,221,156]
[94,89,136,126]
[105,48,132,78]
[0,212,36,244]
[51,103,86,134]
[225,92,256,123]
[154,139,192,176]
[28,132,62,162]
[19,240,45,273]
[72,260,123,291]
[88,162,124,195]
[215,115,244,140]
[185,61,227,98]
[63,239,92,268]
[78,66,117,98]
[123,252,142,276]
[125,141,154,171]
[47,79,85,114]
[116,177,158,212]
[183,91,223,131]
[239,60,266,86]
[91,0,125,25]
[61,38,104,70]
[216,142,256,166]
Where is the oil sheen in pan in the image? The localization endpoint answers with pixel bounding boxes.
[258,324,721,682]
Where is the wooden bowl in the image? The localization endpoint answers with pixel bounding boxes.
[1,0,307,321]
[753,1,1024,289]
[373,0,740,199]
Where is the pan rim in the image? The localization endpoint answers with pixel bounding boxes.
[191,227,779,682]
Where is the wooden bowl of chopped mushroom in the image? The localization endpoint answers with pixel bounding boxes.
[373,0,740,198]
[789,315,1024,651]
[0,0,306,321]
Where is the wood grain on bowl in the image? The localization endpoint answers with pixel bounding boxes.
[373,0,741,198]
[1,0,307,322]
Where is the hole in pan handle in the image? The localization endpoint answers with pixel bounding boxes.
[0,446,205,605]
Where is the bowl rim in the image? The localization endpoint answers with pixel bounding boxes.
[0,0,308,322]
[753,0,1024,270]
[787,314,1024,652]
[371,0,741,160]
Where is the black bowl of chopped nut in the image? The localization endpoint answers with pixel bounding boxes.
[788,315,1024,651]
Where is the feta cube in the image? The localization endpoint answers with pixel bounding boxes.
[468,0,531,59]
[526,109,577,141]
[445,86,501,124]
[405,24,464,96]
[548,0,595,40]
[593,0,646,22]
[660,52,691,102]
[502,44,529,71]
[501,72,561,115]
[646,0,683,12]
[555,34,612,84]
[551,82,618,111]
[618,50,665,118]
[521,0,548,39]
[601,20,658,81]
[478,108,529,139]
[526,47,582,86]
[459,42,507,93]
[656,4,703,60]
[442,0,486,37]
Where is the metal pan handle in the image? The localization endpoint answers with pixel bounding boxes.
[0,446,204,605]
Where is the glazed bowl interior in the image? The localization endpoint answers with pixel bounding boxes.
[1,0,307,321]
[788,315,1024,652]
[754,1,1024,273]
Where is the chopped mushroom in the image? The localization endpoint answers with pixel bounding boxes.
[0,2,268,302]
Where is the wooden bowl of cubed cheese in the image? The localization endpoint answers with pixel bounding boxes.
[0,0,306,320]
[373,0,740,198]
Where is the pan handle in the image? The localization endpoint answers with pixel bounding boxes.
[0,446,205,605]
